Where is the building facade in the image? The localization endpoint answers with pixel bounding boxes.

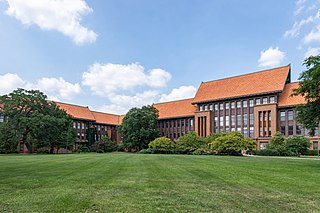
[2,64,318,152]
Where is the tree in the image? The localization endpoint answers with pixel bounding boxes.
[286,136,310,157]
[211,132,256,155]
[0,88,75,153]
[118,105,159,152]
[292,55,320,136]
[0,123,19,153]
[176,131,203,150]
[267,132,287,155]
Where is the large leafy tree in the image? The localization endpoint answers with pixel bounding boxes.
[292,55,320,136]
[118,105,159,151]
[0,88,75,153]
[267,132,287,155]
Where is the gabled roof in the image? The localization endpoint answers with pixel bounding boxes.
[278,82,306,107]
[153,98,196,119]
[91,111,120,125]
[193,65,291,103]
[56,102,96,121]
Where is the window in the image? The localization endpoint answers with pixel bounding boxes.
[73,122,76,129]
[190,119,194,127]
[237,127,241,132]
[173,121,176,127]
[0,114,4,123]
[288,110,294,121]
[243,127,248,137]
[264,127,267,136]
[280,126,285,135]
[249,99,254,107]
[243,114,248,125]
[214,104,218,111]
[220,116,224,127]
[270,96,275,103]
[237,101,241,108]
[231,102,235,109]
[296,125,302,135]
[250,114,254,125]
[204,105,208,111]
[225,115,230,126]
[305,128,309,136]
[186,119,189,127]
[288,126,293,135]
[231,115,236,126]
[82,123,85,129]
[260,142,268,150]
[256,98,261,105]
[225,102,230,109]
[237,114,242,126]
[181,120,184,127]
[280,111,286,121]
[262,97,268,104]
[214,117,218,126]
[259,127,263,136]
[170,121,172,128]
[77,123,81,129]
[250,127,254,137]
[199,105,202,111]
[259,112,263,121]
[264,113,267,122]
[209,104,213,111]
[243,100,247,108]
[268,127,271,136]
[268,112,271,121]
[220,103,224,110]
[225,127,230,132]
[231,127,235,132]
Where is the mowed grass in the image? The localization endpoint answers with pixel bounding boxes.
[0,153,319,213]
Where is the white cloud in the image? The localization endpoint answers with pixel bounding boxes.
[160,85,196,102]
[98,90,159,114]
[36,77,82,100]
[284,16,315,38]
[258,47,285,67]
[4,0,97,45]
[304,47,320,58]
[0,73,81,100]
[304,25,320,43]
[0,73,26,95]
[294,0,306,16]
[82,63,171,97]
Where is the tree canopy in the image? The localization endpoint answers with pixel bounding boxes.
[292,55,320,136]
[0,88,75,153]
[118,105,159,151]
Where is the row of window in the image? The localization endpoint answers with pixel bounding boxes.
[73,122,110,132]
[162,131,187,139]
[280,110,294,121]
[159,119,194,129]
[214,126,254,138]
[198,96,275,112]
[214,113,254,127]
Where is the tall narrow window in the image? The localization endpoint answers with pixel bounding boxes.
[237,101,241,108]
[249,99,254,107]
[280,111,286,121]
[243,100,247,108]
[256,98,261,105]
[214,104,218,111]
[262,97,268,104]
[288,110,294,121]
[225,102,230,109]
[220,116,224,127]
[243,114,248,125]
[270,96,275,103]
[288,126,293,135]
[220,103,224,110]
[231,115,236,126]
[209,104,213,111]
[250,114,254,125]
[237,114,242,126]
[231,102,235,109]
[225,115,230,126]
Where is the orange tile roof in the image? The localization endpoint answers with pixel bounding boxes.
[153,98,196,119]
[193,65,291,103]
[278,82,306,107]
[91,111,120,125]
[56,102,96,121]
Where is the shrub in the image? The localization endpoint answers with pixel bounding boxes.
[148,137,175,150]
[176,132,203,151]
[305,149,319,156]
[286,136,311,157]
[251,149,280,156]
[267,132,286,155]
[96,149,104,153]
[77,146,90,153]
[211,132,256,155]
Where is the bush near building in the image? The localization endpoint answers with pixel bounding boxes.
[148,137,175,150]
[253,133,312,157]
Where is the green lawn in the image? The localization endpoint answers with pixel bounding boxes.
[0,153,319,212]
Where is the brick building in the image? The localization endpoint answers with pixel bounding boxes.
[0,64,319,152]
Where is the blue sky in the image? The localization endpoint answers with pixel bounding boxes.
[0,0,319,114]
